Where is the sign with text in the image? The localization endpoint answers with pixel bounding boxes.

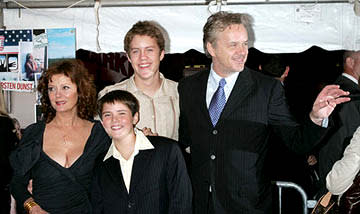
[0,80,34,92]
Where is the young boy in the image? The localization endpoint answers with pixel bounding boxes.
[91,90,192,214]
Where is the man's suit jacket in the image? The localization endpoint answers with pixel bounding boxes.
[317,75,360,197]
[90,136,192,214]
[178,67,326,214]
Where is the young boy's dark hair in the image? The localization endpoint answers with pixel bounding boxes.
[97,90,139,119]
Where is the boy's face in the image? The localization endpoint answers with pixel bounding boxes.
[127,35,164,81]
[101,101,139,141]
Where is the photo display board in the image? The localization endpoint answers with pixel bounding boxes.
[0,28,76,93]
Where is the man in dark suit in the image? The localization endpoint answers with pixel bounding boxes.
[316,50,360,198]
[178,11,350,214]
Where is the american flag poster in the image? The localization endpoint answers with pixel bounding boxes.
[0,28,75,92]
[0,29,32,47]
[0,29,33,83]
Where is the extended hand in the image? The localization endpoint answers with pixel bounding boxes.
[310,85,350,125]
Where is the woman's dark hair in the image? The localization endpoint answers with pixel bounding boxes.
[37,59,97,123]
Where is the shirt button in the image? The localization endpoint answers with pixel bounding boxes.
[210,154,216,160]
[212,130,218,135]
[128,203,132,208]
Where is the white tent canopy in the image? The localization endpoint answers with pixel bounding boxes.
[2,0,360,54]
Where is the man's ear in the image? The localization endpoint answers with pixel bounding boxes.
[160,50,165,61]
[126,53,132,64]
[346,57,354,68]
[207,42,216,57]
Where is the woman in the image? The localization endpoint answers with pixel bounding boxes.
[326,126,360,213]
[0,86,18,214]
[10,59,110,214]
[91,90,192,214]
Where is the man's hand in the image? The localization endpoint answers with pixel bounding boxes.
[140,127,158,136]
[310,85,350,125]
[307,155,318,166]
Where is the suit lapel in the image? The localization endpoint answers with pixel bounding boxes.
[194,71,213,126]
[104,157,128,197]
[217,68,254,126]
[128,149,153,196]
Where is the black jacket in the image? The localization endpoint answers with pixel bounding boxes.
[91,136,192,214]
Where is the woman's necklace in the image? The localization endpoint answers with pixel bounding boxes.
[63,134,70,145]
[54,120,75,145]
[57,125,72,145]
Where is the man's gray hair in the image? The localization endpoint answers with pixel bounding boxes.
[203,11,253,57]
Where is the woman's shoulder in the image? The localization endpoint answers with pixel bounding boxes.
[20,121,46,144]
[10,122,45,174]
[91,120,107,135]
[88,119,111,148]
[24,121,45,130]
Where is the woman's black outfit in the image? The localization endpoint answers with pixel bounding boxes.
[10,121,110,214]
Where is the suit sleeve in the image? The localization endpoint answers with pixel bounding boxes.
[268,80,327,154]
[178,80,192,148]
[326,126,360,195]
[166,143,192,214]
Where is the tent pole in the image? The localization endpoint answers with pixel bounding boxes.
[0,0,350,9]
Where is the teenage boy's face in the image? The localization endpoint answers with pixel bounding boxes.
[101,101,139,141]
[127,35,164,81]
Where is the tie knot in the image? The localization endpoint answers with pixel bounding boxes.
[219,78,226,88]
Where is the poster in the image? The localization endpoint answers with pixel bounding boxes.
[47,28,76,65]
[0,28,76,92]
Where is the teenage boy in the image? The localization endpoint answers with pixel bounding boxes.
[99,21,179,140]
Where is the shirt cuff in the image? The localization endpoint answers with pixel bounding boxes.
[321,117,329,128]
